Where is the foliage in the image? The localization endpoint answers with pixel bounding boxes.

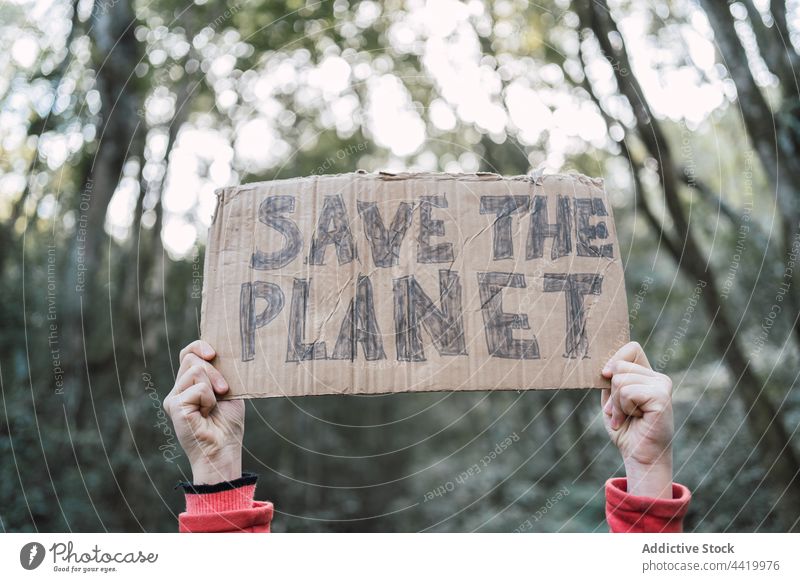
[1,0,799,532]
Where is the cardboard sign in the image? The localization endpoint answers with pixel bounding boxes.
[201,172,629,398]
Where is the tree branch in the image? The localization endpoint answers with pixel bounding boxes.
[579,0,800,507]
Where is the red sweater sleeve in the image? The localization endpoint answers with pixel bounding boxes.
[178,475,273,533]
[177,475,687,532]
[605,477,691,533]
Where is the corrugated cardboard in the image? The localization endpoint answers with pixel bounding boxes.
[201,171,630,398]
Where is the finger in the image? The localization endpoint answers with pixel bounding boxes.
[180,340,216,363]
[177,351,201,378]
[178,382,217,418]
[601,388,612,416]
[609,384,641,429]
[610,391,626,429]
[175,363,214,393]
[617,384,660,417]
[611,383,669,429]
[608,380,634,429]
[177,353,207,381]
[611,373,656,389]
[605,361,656,377]
[602,341,651,377]
[177,354,229,394]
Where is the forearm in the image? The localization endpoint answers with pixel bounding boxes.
[189,446,243,485]
[624,452,673,500]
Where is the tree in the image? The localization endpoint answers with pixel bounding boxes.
[2,0,800,532]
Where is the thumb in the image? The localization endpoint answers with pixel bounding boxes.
[601,388,612,416]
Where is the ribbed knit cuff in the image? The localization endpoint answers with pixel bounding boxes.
[606,477,691,533]
[178,472,259,515]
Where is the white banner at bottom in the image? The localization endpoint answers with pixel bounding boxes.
[1,533,798,581]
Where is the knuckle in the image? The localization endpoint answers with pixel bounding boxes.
[192,382,212,400]
[179,341,197,359]
[171,401,188,419]
[195,428,213,442]
[187,364,204,378]
[176,396,193,416]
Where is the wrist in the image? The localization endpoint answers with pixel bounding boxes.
[189,449,242,485]
[623,455,673,499]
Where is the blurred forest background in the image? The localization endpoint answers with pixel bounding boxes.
[2,0,800,532]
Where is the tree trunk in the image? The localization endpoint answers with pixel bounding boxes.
[741,0,799,100]
[769,0,800,93]
[582,0,800,517]
[700,0,800,350]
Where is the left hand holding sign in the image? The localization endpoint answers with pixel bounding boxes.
[164,340,244,484]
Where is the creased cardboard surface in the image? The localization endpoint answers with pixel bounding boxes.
[201,172,630,399]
